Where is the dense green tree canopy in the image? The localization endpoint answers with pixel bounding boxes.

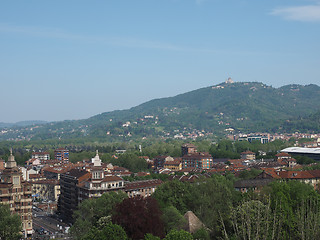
[80,223,127,240]
[0,204,22,240]
[70,191,127,239]
[164,229,193,240]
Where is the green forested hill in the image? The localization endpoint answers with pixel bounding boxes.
[1,82,320,141]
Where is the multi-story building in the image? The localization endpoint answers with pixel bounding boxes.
[79,151,124,199]
[59,151,124,222]
[0,150,32,237]
[42,165,73,180]
[31,152,50,163]
[31,179,60,202]
[153,156,174,169]
[240,151,256,160]
[164,157,182,171]
[0,158,5,171]
[182,152,213,170]
[125,179,163,198]
[59,168,90,223]
[54,148,69,163]
[181,143,197,156]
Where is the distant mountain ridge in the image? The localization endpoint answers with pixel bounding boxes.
[0,120,47,128]
[1,82,320,141]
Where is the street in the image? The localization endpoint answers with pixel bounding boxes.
[32,208,71,239]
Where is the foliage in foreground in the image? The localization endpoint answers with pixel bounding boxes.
[69,174,320,240]
[112,196,165,240]
[70,191,127,239]
[0,204,22,240]
[80,222,127,240]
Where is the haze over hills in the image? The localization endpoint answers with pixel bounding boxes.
[1,81,320,141]
[0,121,48,129]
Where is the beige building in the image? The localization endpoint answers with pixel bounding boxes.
[31,179,60,202]
[0,150,33,237]
[125,179,163,198]
[164,157,182,171]
[241,151,256,160]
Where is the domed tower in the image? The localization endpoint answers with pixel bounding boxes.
[0,149,33,237]
[91,150,104,180]
[1,148,20,184]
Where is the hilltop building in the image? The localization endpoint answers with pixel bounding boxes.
[0,150,32,237]
[225,77,234,84]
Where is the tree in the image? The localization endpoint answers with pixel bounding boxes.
[188,175,240,237]
[112,196,165,239]
[258,180,320,239]
[164,229,193,240]
[70,191,127,239]
[162,206,187,234]
[81,222,127,240]
[230,200,272,240]
[153,180,192,213]
[144,233,161,240]
[192,228,210,240]
[0,204,22,240]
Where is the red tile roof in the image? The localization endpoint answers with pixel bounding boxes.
[241,151,255,154]
[278,170,314,179]
[276,152,291,157]
[125,179,163,191]
[102,175,123,182]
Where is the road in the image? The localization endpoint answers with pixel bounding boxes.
[32,208,71,239]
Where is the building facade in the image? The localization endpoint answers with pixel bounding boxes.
[79,152,124,199]
[240,151,256,160]
[31,152,50,163]
[182,152,213,170]
[0,150,33,237]
[125,179,163,198]
[181,143,197,156]
[59,168,90,223]
[54,148,69,163]
[31,179,60,202]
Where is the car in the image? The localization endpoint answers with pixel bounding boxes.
[35,228,45,235]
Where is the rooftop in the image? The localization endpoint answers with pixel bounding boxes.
[281,147,320,154]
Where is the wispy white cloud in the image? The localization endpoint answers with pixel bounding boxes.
[271,4,320,22]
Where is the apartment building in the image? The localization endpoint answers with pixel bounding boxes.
[0,150,32,237]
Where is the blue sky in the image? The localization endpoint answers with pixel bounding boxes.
[1,0,320,122]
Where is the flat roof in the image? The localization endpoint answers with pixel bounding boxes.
[281,147,320,154]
